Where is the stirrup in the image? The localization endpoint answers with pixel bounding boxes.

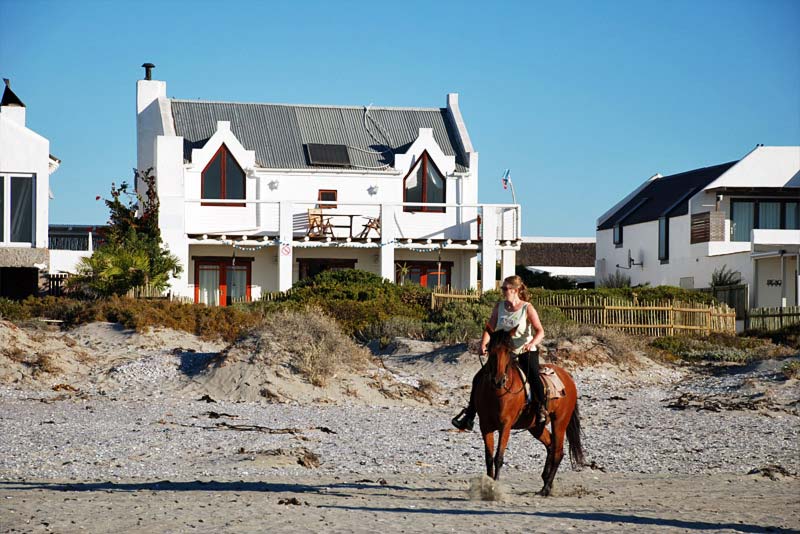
[451,409,474,431]
[537,404,548,424]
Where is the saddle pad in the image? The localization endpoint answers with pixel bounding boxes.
[514,365,567,401]
[540,366,566,399]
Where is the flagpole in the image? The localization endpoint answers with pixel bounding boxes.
[503,169,517,205]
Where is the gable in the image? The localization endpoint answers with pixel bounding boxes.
[598,161,737,230]
[170,100,469,172]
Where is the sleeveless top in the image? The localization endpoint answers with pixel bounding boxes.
[496,301,533,354]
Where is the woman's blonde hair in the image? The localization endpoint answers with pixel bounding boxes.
[503,275,529,302]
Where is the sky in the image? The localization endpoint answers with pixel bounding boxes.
[1,0,798,237]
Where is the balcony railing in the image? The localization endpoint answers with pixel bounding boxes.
[184,199,521,244]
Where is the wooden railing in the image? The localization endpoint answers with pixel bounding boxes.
[431,287,481,310]
[748,306,800,331]
[530,294,736,336]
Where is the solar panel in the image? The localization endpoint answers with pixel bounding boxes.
[306,143,351,167]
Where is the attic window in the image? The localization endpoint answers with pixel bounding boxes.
[202,144,245,206]
[403,151,445,213]
[306,144,351,167]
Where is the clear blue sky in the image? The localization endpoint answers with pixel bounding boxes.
[2,0,798,236]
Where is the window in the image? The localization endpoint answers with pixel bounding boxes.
[403,151,445,213]
[613,224,623,246]
[298,259,356,280]
[0,174,35,244]
[658,217,669,262]
[194,258,252,306]
[317,190,337,209]
[201,144,245,206]
[395,261,452,288]
[731,199,799,241]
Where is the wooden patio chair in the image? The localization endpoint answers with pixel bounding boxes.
[306,208,334,238]
[357,216,381,238]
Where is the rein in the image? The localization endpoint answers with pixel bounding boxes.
[485,350,526,397]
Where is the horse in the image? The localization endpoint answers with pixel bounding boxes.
[475,328,584,496]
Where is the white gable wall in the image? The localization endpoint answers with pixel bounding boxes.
[0,107,50,249]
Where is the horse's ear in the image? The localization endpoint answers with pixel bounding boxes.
[485,322,494,334]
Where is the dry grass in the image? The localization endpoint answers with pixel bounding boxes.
[255,307,371,387]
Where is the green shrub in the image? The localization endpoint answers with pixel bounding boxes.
[650,334,792,362]
[744,323,800,350]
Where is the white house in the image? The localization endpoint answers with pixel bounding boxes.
[136,65,521,305]
[596,145,800,311]
[0,80,60,299]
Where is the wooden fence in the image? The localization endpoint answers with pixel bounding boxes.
[697,284,748,320]
[431,288,482,310]
[747,306,800,331]
[529,294,736,336]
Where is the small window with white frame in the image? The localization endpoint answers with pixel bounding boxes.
[0,173,36,245]
[613,224,623,247]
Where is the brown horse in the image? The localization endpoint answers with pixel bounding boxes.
[475,328,584,496]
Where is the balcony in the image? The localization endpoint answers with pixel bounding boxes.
[184,199,521,246]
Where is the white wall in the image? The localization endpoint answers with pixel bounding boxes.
[596,217,752,290]
[0,108,51,249]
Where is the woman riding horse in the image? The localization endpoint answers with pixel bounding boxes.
[452,275,548,430]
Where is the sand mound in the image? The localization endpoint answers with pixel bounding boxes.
[0,320,94,386]
[181,322,438,406]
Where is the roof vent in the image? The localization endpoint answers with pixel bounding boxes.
[142,63,155,81]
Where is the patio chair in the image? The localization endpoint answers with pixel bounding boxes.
[357,216,381,238]
[307,208,334,238]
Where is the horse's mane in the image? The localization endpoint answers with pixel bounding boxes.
[487,329,514,353]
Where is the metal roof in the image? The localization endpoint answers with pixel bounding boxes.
[170,100,469,172]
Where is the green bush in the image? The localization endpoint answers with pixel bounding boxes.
[650,334,792,363]
[253,269,430,337]
[744,323,800,350]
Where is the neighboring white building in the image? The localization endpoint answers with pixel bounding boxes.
[136,65,521,305]
[596,145,800,310]
[0,80,61,299]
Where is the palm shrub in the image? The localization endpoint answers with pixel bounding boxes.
[69,170,181,297]
[710,264,741,287]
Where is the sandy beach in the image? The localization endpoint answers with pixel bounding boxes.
[1,321,798,533]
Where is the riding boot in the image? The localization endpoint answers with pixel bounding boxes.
[451,403,476,431]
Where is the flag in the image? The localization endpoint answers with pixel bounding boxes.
[501,169,511,190]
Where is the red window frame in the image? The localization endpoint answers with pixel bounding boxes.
[395,260,453,288]
[193,257,252,306]
[402,151,446,213]
[317,189,338,209]
[201,144,246,207]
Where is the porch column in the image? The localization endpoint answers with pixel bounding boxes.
[501,248,516,281]
[481,206,497,291]
[278,200,293,291]
[380,203,395,281]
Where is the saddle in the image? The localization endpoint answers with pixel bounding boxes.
[516,365,567,404]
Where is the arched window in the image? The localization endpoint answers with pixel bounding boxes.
[403,151,445,213]
[202,144,245,206]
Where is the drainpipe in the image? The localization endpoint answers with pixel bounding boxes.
[780,250,786,308]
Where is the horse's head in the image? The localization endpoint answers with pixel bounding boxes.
[485,327,515,390]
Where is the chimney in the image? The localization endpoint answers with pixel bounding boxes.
[142,63,155,80]
[1,78,27,126]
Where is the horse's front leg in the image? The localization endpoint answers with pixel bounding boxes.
[493,425,512,481]
[482,430,495,479]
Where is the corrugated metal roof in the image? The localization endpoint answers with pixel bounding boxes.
[170,100,469,172]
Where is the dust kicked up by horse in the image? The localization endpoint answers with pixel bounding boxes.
[475,328,585,496]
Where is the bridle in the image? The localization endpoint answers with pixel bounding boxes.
[485,340,526,396]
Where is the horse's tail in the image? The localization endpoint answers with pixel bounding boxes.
[566,400,585,469]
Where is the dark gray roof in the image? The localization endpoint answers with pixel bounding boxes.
[598,161,738,230]
[170,100,469,172]
[517,242,596,267]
